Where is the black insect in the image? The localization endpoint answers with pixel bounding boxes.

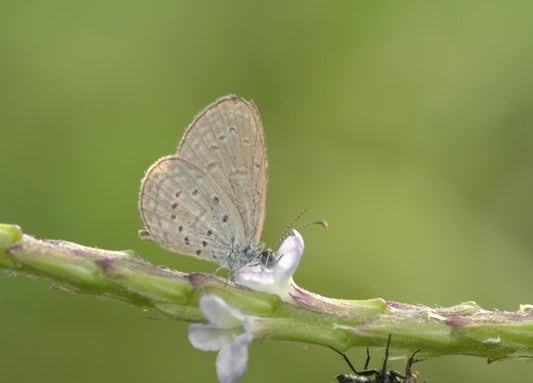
[333,335,425,383]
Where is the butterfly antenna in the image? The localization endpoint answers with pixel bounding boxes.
[272,208,307,248]
[294,219,328,232]
[273,209,328,248]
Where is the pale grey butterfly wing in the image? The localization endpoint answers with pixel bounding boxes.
[139,156,248,267]
[177,95,268,245]
[139,95,268,269]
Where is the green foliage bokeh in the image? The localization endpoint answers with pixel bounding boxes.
[1,1,533,382]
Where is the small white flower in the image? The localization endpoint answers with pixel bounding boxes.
[235,230,304,300]
[189,232,305,382]
[188,295,253,383]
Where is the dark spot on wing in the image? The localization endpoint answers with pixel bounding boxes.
[207,162,218,172]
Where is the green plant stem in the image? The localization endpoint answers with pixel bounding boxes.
[1,223,532,362]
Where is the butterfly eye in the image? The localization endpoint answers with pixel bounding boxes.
[260,249,276,269]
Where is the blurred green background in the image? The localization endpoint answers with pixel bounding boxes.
[2,1,533,382]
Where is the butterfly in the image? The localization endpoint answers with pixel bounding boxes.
[138,95,274,270]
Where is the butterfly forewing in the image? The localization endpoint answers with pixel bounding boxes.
[177,95,268,244]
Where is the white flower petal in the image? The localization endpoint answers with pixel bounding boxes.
[234,266,275,290]
[216,332,251,383]
[273,230,304,283]
[199,294,244,328]
[188,323,237,351]
[188,295,255,383]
